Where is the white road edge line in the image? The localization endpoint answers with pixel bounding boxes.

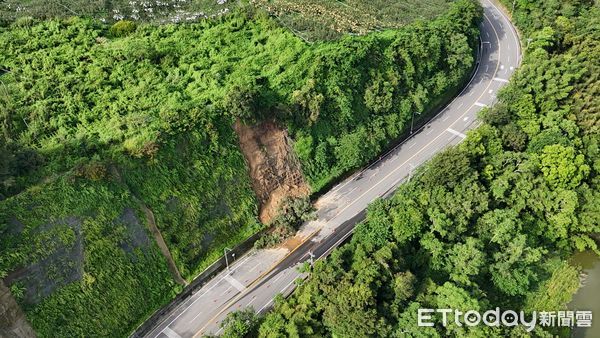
[281,278,296,293]
[258,298,274,313]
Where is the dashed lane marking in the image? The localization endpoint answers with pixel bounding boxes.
[247,262,262,274]
[246,296,258,307]
[220,285,232,295]
[345,186,358,196]
[189,310,205,324]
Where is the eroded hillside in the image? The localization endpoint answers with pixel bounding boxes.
[234,120,310,223]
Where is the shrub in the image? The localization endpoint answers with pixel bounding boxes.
[110,20,136,37]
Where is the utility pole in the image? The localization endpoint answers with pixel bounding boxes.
[526,37,533,48]
[408,163,415,182]
[224,247,233,271]
[410,111,421,134]
[308,251,315,266]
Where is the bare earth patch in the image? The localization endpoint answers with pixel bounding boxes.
[0,281,36,338]
[234,120,310,224]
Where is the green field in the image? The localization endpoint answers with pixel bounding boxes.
[0,0,450,40]
[252,0,450,40]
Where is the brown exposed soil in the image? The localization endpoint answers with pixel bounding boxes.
[0,281,36,338]
[234,119,310,224]
[281,236,305,251]
[137,204,188,286]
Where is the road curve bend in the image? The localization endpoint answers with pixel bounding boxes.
[144,1,521,337]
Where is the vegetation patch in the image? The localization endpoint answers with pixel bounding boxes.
[0,175,178,337]
[251,0,450,41]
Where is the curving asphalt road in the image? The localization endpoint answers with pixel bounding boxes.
[145,1,521,337]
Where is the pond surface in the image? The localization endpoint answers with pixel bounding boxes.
[569,250,600,338]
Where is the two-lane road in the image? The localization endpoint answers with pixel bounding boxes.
[144,1,521,336]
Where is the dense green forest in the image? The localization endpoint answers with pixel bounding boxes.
[287,1,480,190]
[0,1,479,336]
[242,0,600,337]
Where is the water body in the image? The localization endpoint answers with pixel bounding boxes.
[569,250,600,338]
